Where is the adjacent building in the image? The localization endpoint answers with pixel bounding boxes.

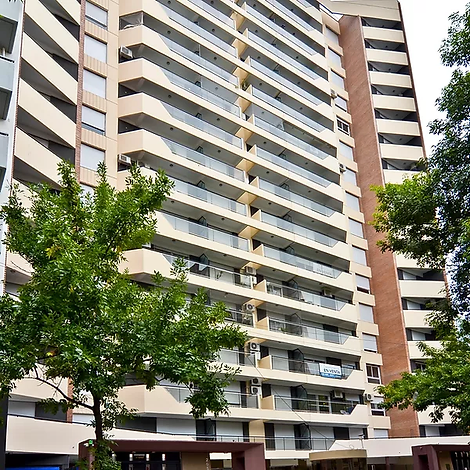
[1,0,454,467]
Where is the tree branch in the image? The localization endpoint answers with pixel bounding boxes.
[31,370,93,410]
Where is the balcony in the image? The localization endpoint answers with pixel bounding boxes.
[263,245,342,278]
[163,138,245,181]
[250,59,323,110]
[162,5,237,57]
[0,56,14,119]
[245,5,319,59]
[163,102,243,148]
[0,133,8,169]
[258,179,335,217]
[218,349,256,367]
[161,252,253,289]
[225,309,254,326]
[268,317,351,344]
[0,0,21,52]
[253,116,330,160]
[265,280,347,311]
[258,211,338,247]
[162,212,250,251]
[162,36,238,86]
[186,0,235,27]
[399,279,446,299]
[263,0,316,32]
[247,31,321,83]
[165,386,259,409]
[252,88,325,133]
[171,178,247,215]
[271,356,355,379]
[161,67,241,116]
[274,395,357,414]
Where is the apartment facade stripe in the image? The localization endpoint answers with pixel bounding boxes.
[0,0,453,467]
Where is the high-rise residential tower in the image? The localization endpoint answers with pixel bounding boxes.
[1,0,454,467]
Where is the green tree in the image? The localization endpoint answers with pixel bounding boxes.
[372,4,470,432]
[0,162,246,469]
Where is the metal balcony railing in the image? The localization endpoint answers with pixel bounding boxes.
[271,356,356,378]
[265,280,347,311]
[268,317,351,344]
[274,395,357,414]
[161,213,250,251]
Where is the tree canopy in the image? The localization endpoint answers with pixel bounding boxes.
[0,162,246,468]
[372,3,470,432]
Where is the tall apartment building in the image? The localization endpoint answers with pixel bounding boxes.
[0,0,452,467]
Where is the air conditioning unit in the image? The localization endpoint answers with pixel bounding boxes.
[332,390,344,400]
[251,378,261,386]
[244,266,257,276]
[321,289,333,298]
[242,303,256,313]
[119,45,133,60]
[250,385,260,395]
[331,89,338,99]
[118,154,132,165]
[364,393,373,402]
[249,342,260,353]
[339,163,346,173]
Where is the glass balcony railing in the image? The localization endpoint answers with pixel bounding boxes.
[187,0,235,27]
[271,356,355,378]
[259,211,337,247]
[248,31,321,82]
[245,5,319,58]
[258,179,335,217]
[218,348,256,366]
[263,0,315,32]
[171,178,247,215]
[163,138,245,181]
[163,36,238,85]
[166,386,258,408]
[255,147,330,187]
[161,253,253,287]
[226,308,254,326]
[252,88,324,132]
[265,280,347,311]
[163,5,237,56]
[162,213,250,251]
[251,59,322,106]
[163,102,243,148]
[162,68,240,116]
[253,117,330,160]
[268,317,350,343]
[263,245,342,278]
[274,395,357,414]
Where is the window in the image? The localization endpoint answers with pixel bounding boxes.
[371,397,386,416]
[331,71,345,89]
[349,218,364,238]
[339,141,354,160]
[352,246,367,265]
[337,118,350,135]
[82,106,106,135]
[325,27,339,45]
[345,193,360,211]
[374,429,389,439]
[366,364,381,384]
[343,168,357,185]
[85,1,108,27]
[335,95,348,112]
[359,304,374,323]
[83,70,106,98]
[356,274,370,293]
[81,144,104,171]
[363,334,378,353]
[328,48,342,68]
[85,35,107,62]
[196,419,216,441]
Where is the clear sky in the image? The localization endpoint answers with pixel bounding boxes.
[399,0,467,153]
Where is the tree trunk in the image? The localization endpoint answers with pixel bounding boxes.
[92,395,106,470]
